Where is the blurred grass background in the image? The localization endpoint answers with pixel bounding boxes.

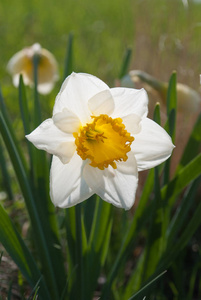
[0,0,201,90]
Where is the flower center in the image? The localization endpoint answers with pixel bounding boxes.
[74,114,134,170]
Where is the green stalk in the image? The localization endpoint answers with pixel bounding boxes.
[75,203,85,300]
[63,33,73,80]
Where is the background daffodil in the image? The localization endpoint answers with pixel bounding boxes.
[7,43,59,94]
[26,72,174,210]
[129,70,201,114]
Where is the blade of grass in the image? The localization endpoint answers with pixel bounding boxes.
[165,71,177,141]
[18,75,35,181]
[27,276,42,300]
[63,33,73,80]
[119,47,132,79]
[162,152,201,206]
[85,198,112,299]
[167,176,201,246]
[0,203,50,300]
[153,102,161,125]
[163,71,177,185]
[128,270,167,300]
[140,167,164,282]
[0,140,14,200]
[177,113,201,172]
[75,203,85,300]
[0,88,28,171]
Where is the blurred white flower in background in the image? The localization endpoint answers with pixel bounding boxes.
[129,70,201,114]
[7,43,59,94]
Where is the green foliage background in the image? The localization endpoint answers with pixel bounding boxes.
[1,0,201,87]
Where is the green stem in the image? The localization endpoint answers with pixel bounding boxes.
[75,203,85,300]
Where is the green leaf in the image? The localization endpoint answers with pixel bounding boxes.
[19,75,31,135]
[153,102,161,125]
[165,71,177,139]
[119,47,132,79]
[128,270,167,300]
[177,113,201,171]
[63,33,73,80]
[0,140,13,200]
[167,176,201,246]
[163,72,177,185]
[140,167,164,282]
[162,152,201,205]
[0,203,50,300]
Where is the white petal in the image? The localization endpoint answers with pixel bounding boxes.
[37,82,55,95]
[26,118,75,163]
[53,73,110,124]
[53,108,81,134]
[83,152,138,210]
[132,118,175,171]
[7,49,28,75]
[110,87,148,119]
[88,89,114,116]
[13,73,31,87]
[50,155,93,208]
[122,114,142,135]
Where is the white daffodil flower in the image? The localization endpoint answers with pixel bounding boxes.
[26,73,174,210]
[7,43,59,94]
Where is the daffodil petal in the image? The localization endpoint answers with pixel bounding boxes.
[83,152,138,210]
[122,114,142,135]
[50,155,93,208]
[53,108,81,134]
[26,118,75,163]
[132,118,175,171]
[110,87,148,119]
[53,73,110,124]
[7,49,28,75]
[88,89,115,116]
[37,82,55,95]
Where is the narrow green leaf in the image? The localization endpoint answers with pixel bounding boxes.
[7,281,13,300]
[177,113,201,171]
[140,167,164,282]
[153,102,161,125]
[88,197,111,251]
[63,33,73,80]
[166,71,177,134]
[0,87,28,172]
[128,270,167,300]
[167,176,201,246]
[27,276,42,300]
[119,47,132,79]
[163,72,177,185]
[75,203,85,300]
[0,141,13,200]
[19,75,31,135]
[84,198,112,299]
[0,203,50,300]
[162,152,201,205]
